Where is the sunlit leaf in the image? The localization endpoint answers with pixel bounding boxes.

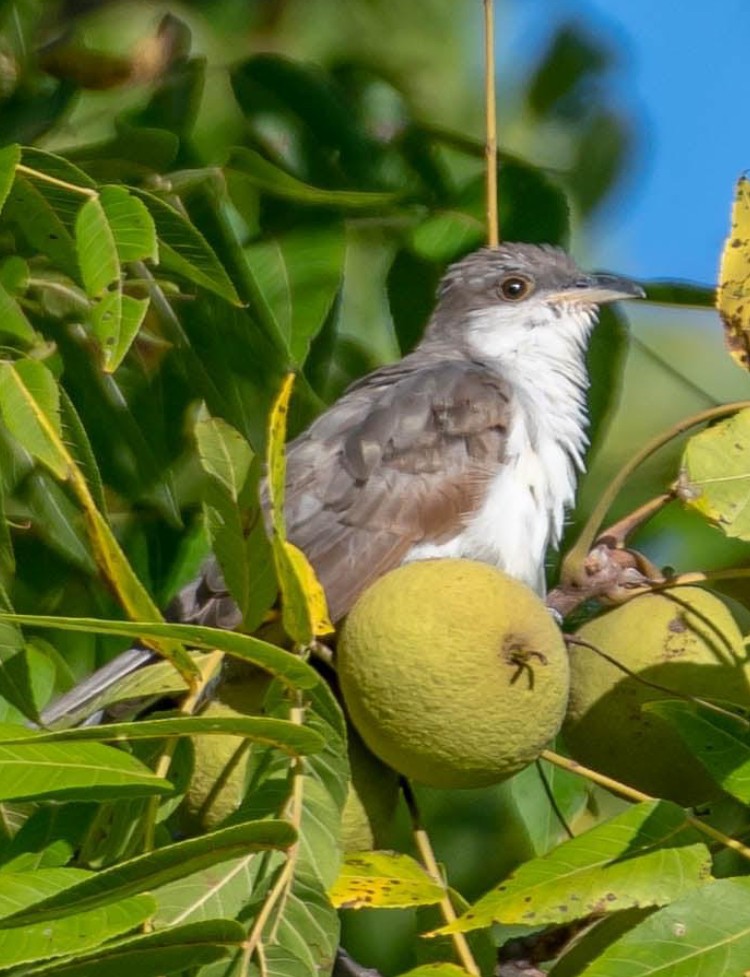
[266,373,333,642]
[195,405,254,502]
[21,918,244,977]
[330,852,444,910]
[92,291,149,372]
[0,727,172,802]
[99,185,158,263]
[0,360,66,479]
[76,196,120,297]
[0,614,319,690]
[717,175,750,370]
[0,871,153,968]
[6,820,296,923]
[572,878,750,977]
[437,801,711,934]
[0,714,324,756]
[679,407,750,540]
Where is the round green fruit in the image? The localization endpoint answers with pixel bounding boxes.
[184,700,252,830]
[564,587,750,805]
[337,559,570,789]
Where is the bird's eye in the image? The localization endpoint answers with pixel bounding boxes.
[499,276,531,301]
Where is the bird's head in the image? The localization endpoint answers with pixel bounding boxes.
[426,243,644,361]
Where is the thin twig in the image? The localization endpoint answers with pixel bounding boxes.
[143,650,225,853]
[483,0,499,245]
[535,758,574,839]
[400,778,480,976]
[596,492,675,548]
[563,401,750,585]
[242,696,306,971]
[540,749,750,863]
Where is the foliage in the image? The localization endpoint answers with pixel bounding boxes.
[0,3,749,977]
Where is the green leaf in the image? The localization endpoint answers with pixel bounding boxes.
[20,147,97,190]
[0,614,319,690]
[0,144,20,217]
[226,147,398,210]
[680,408,750,539]
[4,150,95,281]
[0,280,37,343]
[76,196,120,297]
[330,852,445,910]
[131,189,241,304]
[410,210,485,263]
[23,472,96,573]
[438,801,711,933]
[266,373,333,641]
[195,405,254,502]
[153,852,276,927]
[92,291,150,372]
[571,877,750,977]
[245,226,345,364]
[0,715,324,756]
[99,185,158,263]
[0,729,173,802]
[21,918,244,977]
[644,281,714,307]
[644,700,750,803]
[6,820,296,924]
[0,867,92,920]
[0,360,66,479]
[194,406,263,626]
[0,877,154,968]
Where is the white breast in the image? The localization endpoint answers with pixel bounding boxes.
[404,301,595,594]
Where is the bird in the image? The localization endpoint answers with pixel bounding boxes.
[39,243,643,726]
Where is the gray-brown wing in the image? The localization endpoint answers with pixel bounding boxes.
[283,357,511,620]
[38,359,510,728]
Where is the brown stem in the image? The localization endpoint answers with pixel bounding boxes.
[540,750,750,863]
[563,401,750,586]
[596,491,675,548]
[400,778,480,976]
[483,0,499,246]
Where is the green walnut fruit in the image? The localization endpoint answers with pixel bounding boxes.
[183,664,270,830]
[184,700,252,830]
[337,559,570,789]
[564,587,750,805]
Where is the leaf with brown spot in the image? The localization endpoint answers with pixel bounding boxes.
[329,852,444,910]
[433,801,711,934]
[718,176,750,370]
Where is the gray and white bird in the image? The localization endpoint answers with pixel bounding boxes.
[40,243,643,725]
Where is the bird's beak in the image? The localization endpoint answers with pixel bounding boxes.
[550,272,645,305]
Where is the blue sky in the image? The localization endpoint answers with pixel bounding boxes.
[504,0,750,284]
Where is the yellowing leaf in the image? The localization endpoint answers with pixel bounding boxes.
[266,373,333,642]
[718,176,750,369]
[329,852,444,910]
[679,407,750,540]
[0,361,67,479]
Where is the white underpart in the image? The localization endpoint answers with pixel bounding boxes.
[405,299,598,594]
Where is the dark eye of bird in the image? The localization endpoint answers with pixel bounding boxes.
[499,276,530,301]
